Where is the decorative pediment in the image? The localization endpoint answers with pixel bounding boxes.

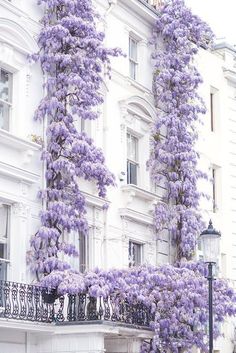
[0,18,38,55]
[119,95,156,125]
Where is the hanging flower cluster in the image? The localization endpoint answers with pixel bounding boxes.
[148,0,214,261]
[41,263,236,353]
[29,0,122,277]
[28,1,236,352]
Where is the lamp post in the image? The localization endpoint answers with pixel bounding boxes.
[200,220,221,353]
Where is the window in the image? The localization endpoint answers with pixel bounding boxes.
[212,167,217,213]
[129,37,138,80]
[129,241,142,267]
[127,133,139,185]
[76,116,86,133]
[210,92,214,131]
[210,87,218,132]
[78,232,89,273]
[0,205,10,281]
[63,231,89,273]
[0,69,12,131]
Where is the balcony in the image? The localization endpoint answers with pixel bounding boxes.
[0,280,152,328]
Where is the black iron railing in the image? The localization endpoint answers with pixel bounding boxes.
[0,280,152,327]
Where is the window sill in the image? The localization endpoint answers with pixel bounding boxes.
[121,184,159,201]
[121,184,161,214]
[0,129,41,152]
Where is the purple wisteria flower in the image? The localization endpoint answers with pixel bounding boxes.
[148,0,214,260]
[41,263,236,353]
[29,0,122,277]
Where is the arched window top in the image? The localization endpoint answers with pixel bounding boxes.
[0,18,38,55]
[120,96,156,124]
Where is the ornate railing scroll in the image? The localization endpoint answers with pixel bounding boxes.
[0,280,153,327]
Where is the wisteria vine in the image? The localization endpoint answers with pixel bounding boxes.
[29,0,121,277]
[41,263,236,353]
[149,0,214,261]
[28,0,236,352]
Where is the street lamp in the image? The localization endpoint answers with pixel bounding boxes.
[200,220,221,353]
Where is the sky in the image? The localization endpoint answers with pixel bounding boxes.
[185,0,236,46]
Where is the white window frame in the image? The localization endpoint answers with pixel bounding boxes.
[127,132,139,185]
[129,36,138,80]
[0,204,10,281]
[0,68,13,132]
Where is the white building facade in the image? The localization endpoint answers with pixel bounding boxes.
[0,0,235,352]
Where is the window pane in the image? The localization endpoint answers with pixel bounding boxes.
[0,205,9,238]
[212,168,216,212]
[0,261,7,281]
[0,244,7,259]
[129,38,137,61]
[0,102,10,130]
[0,69,12,103]
[129,61,137,80]
[127,134,138,161]
[129,241,142,267]
[127,161,137,185]
[79,232,88,273]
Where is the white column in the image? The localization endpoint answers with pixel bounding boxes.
[10,202,29,282]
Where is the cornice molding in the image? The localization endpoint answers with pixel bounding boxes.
[119,207,154,225]
[223,68,236,84]
[0,160,40,184]
[82,191,110,209]
[0,129,41,151]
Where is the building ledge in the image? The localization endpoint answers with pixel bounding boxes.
[121,184,159,202]
[0,318,152,337]
[0,160,40,184]
[0,318,54,333]
[119,207,153,225]
[223,68,236,84]
[56,320,152,337]
[0,129,41,152]
[82,190,110,209]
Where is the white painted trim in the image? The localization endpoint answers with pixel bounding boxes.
[0,129,41,151]
[121,184,159,202]
[0,319,153,338]
[119,207,154,225]
[0,161,40,184]
[119,0,157,25]
[0,17,38,54]
[82,191,109,209]
[0,318,54,333]
[224,69,236,84]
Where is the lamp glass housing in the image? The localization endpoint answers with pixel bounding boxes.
[200,221,221,263]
